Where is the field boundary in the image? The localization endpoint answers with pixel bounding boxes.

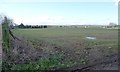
[0,25,2,71]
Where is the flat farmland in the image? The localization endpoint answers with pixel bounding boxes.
[11,27,118,70]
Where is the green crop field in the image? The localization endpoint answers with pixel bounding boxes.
[13,27,118,46]
[9,27,118,70]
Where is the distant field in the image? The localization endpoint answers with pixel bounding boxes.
[13,27,118,46]
[11,27,118,70]
[13,27,118,39]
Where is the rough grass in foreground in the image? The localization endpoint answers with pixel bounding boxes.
[11,53,76,70]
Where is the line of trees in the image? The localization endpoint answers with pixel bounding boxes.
[17,23,48,28]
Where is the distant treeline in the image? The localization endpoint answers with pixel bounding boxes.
[16,23,48,28]
[14,23,72,29]
[13,22,119,29]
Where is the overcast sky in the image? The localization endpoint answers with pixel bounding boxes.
[0,0,119,25]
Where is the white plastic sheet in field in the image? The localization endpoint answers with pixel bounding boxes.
[86,36,96,40]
